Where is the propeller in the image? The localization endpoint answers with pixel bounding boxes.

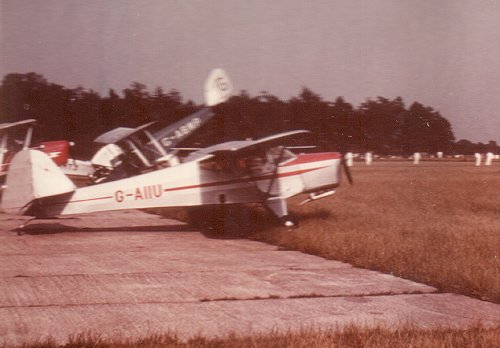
[338,139,353,185]
[265,146,286,196]
[340,153,354,185]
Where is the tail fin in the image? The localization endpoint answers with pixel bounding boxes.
[1,149,76,215]
[204,68,233,106]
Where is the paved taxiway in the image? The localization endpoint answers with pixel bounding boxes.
[0,210,499,345]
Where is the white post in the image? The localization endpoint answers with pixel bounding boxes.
[345,152,354,167]
[485,152,494,166]
[413,152,421,164]
[365,152,372,165]
[0,133,7,172]
[474,153,482,166]
[437,151,443,159]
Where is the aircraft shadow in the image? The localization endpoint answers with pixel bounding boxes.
[184,205,278,240]
[16,221,193,235]
[13,205,334,238]
[17,221,262,239]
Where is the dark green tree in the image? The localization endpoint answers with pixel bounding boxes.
[327,96,356,150]
[358,97,405,154]
[0,72,466,158]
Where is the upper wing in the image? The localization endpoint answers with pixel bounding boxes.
[0,119,36,132]
[94,123,155,144]
[184,130,311,163]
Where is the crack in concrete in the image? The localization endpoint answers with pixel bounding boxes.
[0,290,438,309]
[0,267,351,279]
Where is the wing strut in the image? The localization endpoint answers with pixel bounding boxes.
[262,146,296,227]
[265,146,286,197]
[265,197,295,228]
[126,140,151,168]
[23,126,34,149]
[144,130,168,157]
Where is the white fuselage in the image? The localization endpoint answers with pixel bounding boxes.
[38,153,341,218]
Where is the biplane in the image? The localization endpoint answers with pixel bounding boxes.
[0,120,93,185]
[0,119,36,182]
[1,69,351,230]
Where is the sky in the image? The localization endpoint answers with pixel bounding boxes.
[1,0,499,143]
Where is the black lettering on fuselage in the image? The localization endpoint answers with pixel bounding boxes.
[135,184,162,200]
[115,190,124,202]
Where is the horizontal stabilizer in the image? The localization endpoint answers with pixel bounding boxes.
[1,149,76,215]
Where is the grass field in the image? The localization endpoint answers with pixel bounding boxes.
[10,325,500,348]
[252,161,500,303]
[163,161,499,303]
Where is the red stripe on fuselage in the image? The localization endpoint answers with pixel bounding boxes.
[46,161,333,206]
[283,152,341,166]
[161,165,330,193]
[46,195,114,206]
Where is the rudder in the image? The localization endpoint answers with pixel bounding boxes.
[1,149,76,215]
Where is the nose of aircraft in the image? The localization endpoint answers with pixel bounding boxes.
[296,152,342,193]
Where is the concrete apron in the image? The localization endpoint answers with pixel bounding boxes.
[0,211,498,345]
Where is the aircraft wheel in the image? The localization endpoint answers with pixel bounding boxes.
[281,215,297,228]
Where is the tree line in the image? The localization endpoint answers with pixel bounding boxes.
[1,72,498,158]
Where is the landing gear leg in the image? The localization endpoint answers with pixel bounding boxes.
[265,197,297,228]
[16,217,37,235]
[281,215,297,228]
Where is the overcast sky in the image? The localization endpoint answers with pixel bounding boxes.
[1,0,499,142]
